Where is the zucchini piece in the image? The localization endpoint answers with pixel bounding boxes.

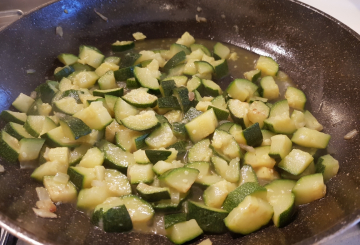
[291,127,331,149]
[104,56,121,65]
[164,213,187,229]
[133,66,160,90]
[24,115,45,137]
[211,156,240,183]
[187,201,228,233]
[72,71,99,88]
[242,122,263,147]
[285,86,306,111]
[211,129,241,161]
[213,42,230,60]
[78,45,105,68]
[58,53,78,66]
[128,163,154,184]
[229,123,246,145]
[173,87,191,112]
[175,32,195,47]
[54,66,75,81]
[12,93,35,113]
[165,110,183,123]
[224,195,273,234]
[145,123,177,149]
[151,191,188,212]
[185,108,218,143]
[104,95,118,117]
[78,147,104,168]
[54,97,84,115]
[136,182,171,202]
[223,182,267,212]
[280,161,316,181]
[244,69,261,82]
[104,169,131,197]
[239,165,258,185]
[145,149,173,163]
[244,146,276,169]
[255,56,279,76]
[160,80,177,97]
[152,160,184,175]
[111,40,135,52]
[304,110,323,131]
[114,97,139,123]
[202,79,222,97]
[59,89,83,103]
[212,59,229,79]
[72,62,94,72]
[163,76,188,87]
[171,122,187,139]
[115,128,146,153]
[98,140,135,174]
[268,134,292,162]
[226,79,258,102]
[122,87,157,108]
[316,154,339,182]
[69,144,91,165]
[278,149,314,175]
[228,99,250,129]
[261,129,275,146]
[43,176,77,203]
[190,43,211,56]
[167,141,187,156]
[18,138,45,164]
[92,203,133,232]
[114,65,137,81]
[203,180,235,208]
[74,101,113,130]
[291,110,306,129]
[35,80,59,103]
[93,88,123,97]
[269,99,290,117]
[166,219,203,245]
[265,179,296,227]
[0,131,20,162]
[187,76,203,92]
[248,100,270,128]
[59,115,92,140]
[126,77,140,88]
[292,173,326,205]
[158,96,181,110]
[195,61,214,74]
[259,76,279,100]
[77,185,111,210]
[4,122,33,140]
[0,110,27,125]
[43,126,80,148]
[264,116,297,134]
[68,166,96,190]
[159,167,199,193]
[216,122,234,132]
[164,51,186,72]
[183,107,202,122]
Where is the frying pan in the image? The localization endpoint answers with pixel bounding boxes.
[1,0,360,244]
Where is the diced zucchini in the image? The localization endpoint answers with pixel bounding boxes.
[35,80,59,103]
[77,185,111,210]
[291,110,306,129]
[136,182,171,202]
[185,108,218,143]
[247,101,269,128]
[212,59,229,79]
[244,69,261,82]
[226,79,258,102]
[280,161,316,181]
[211,129,241,161]
[4,122,33,140]
[78,45,105,68]
[54,66,75,81]
[216,122,234,132]
[244,146,276,169]
[316,154,339,182]
[173,87,191,112]
[59,115,91,140]
[269,99,290,117]
[285,86,306,111]
[291,127,331,149]
[58,53,78,66]
[158,96,181,110]
[53,97,84,116]
[261,130,275,146]
[68,166,97,190]
[292,173,326,205]
[259,76,279,99]
[202,79,222,97]
[152,160,184,175]
[255,56,279,76]
[111,40,135,52]
[264,116,297,134]
[0,131,20,162]
[78,147,104,168]
[104,56,121,65]
[93,88,123,98]
[145,123,177,149]
[115,126,146,152]
[12,93,35,113]
[164,213,187,229]
[304,110,323,131]
[268,134,292,162]
[121,110,159,131]
[145,149,173,163]
[159,167,199,193]
[92,203,132,232]
[104,169,131,197]
[228,99,250,129]
[160,80,177,97]
[0,110,27,125]
[163,76,188,87]
[278,149,314,175]
[166,219,203,245]
[18,138,45,163]
[43,126,80,148]
[203,180,235,208]
[224,195,273,234]
[211,156,240,183]
[223,182,267,212]
[195,61,214,74]
[187,139,212,163]
[114,65,137,81]
[187,201,228,233]
[176,32,195,47]
[122,87,157,108]
[114,97,139,123]
[239,165,258,185]
[24,115,45,137]
[133,66,160,90]
[242,122,263,147]
[69,144,91,165]
[43,176,77,203]
[128,163,154,184]
[164,51,186,72]
[72,71,99,88]
[74,101,112,130]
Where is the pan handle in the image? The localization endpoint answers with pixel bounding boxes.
[0,229,9,245]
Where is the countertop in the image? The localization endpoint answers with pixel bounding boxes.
[0,0,360,245]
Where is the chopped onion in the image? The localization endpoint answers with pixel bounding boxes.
[0,164,4,173]
[170,190,180,204]
[30,91,37,99]
[188,91,195,101]
[344,129,358,140]
[197,7,202,12]
[95,166,105,181]
[151,177,160,187]
[117,81,127,88]
[36,187,50,201]
[94,8,108,22]
[33,208,57,218]
[56,26,63,37]
[195,14,207,23]
[91,180,105,187]
[27,69,36,74]
[54,172,69,184]
[64,9,68,14]
[239,144,255,152]
[36,200,56,212]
